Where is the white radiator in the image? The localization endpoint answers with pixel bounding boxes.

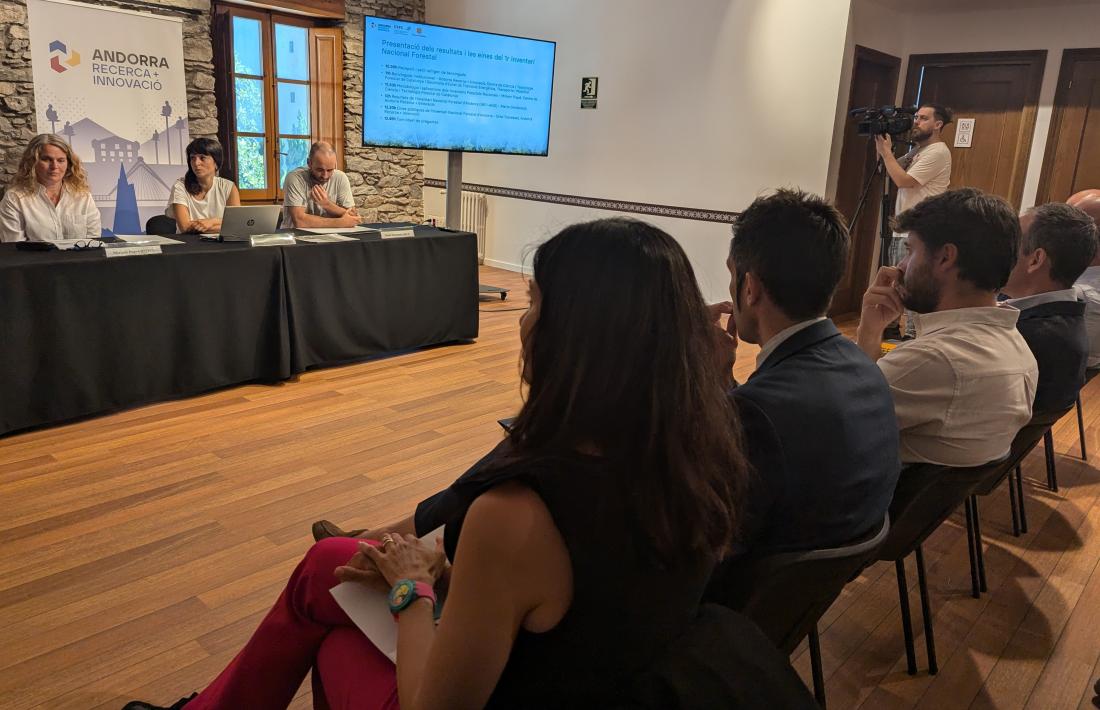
[461,192,489,264]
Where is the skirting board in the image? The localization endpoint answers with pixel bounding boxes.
[484,257,525,273]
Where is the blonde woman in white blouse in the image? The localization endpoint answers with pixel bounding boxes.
[167,137,240,233]
[0,134,101,242]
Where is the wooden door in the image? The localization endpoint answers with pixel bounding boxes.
[1037,49,1100,203]
[830,46,900,317]
[903,50,1046,209]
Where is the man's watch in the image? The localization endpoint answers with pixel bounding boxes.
[388,579,439,619]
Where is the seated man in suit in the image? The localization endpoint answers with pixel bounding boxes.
[1069,190,1100,368]
[857,188,1038,467]
[708,188,900,554]
[1001,203,1097,414]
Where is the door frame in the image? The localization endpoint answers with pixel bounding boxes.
[902,49,1046,209]
[829,45,901,317]
[1035,47,1100,204]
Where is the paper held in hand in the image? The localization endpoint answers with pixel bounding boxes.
[328,527,444,663]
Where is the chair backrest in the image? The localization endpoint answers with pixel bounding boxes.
[145,214,177,236]
[972,407,1070,496]
[707,516,889,654]
[615,603,818,709]
[877,460,998,562]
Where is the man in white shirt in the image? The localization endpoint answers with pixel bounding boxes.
[857,188,1038,467]
[1069,190,1100,367]
[281,142,360,229]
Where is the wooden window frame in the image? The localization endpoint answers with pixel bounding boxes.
[213,3,343,204]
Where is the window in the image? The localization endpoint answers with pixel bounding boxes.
[214,5,343,202]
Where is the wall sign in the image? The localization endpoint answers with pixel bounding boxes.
[581,76,598,109]
[954,118,975,148]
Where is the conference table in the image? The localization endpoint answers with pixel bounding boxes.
[0,226,479,437]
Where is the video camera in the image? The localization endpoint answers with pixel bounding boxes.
[850,105,916,137]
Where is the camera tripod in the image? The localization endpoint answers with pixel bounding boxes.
[849,151,895,270]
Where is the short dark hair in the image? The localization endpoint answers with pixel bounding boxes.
[921,103,953,127]
[894,188,1020,291]
[183,137,224,196]
[729,189,850,320]
[1024,203,1099,287]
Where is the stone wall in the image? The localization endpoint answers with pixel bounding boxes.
[0,0,425,223]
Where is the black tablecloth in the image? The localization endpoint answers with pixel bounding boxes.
[0,227,478,436]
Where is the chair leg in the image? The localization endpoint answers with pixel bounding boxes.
[1078,395,1087,461]
[970,496,988,594]
[895,558,918,675]
[808,624,827,708]
[915,545,938,675]
[1044,430,1059,493]
[1008,470,1020,537]
[964,498,981,599]
[1015,464,1028,534]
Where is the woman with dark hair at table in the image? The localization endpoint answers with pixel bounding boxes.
[123,217,750,710]
[166,137,240,234]
[0,133,100,242]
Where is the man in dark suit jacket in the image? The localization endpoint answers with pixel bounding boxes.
[1001,203,1099,414]
[708,189,900,556]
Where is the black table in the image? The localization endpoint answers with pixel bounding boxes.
[0,227,478,436]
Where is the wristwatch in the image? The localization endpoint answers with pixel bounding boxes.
[388,579,438,619]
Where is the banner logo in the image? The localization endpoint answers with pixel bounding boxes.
[48,39,81,73]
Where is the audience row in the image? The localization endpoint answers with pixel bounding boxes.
[0,134,362,242]
[121,185,1099,709]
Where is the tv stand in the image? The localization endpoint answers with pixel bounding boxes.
[446,150,509,302]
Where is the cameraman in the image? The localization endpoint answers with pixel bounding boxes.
[875,104,953,266]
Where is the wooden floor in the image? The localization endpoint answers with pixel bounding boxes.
[2,265,1099,709]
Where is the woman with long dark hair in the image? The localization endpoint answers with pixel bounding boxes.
[124,218,749,710]
[166,137,240,233]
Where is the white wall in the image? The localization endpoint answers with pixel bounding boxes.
[424,0,853,302]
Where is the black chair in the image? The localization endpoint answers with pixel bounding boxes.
[707,516,889,707]
[619,603,818,709]
[966,406,1073,596]
[1074,367,1099,460]
[145,214,178,235]
[876,461,995,675]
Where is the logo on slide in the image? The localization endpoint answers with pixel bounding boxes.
[49,40,81,73]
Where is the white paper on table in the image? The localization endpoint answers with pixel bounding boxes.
[329,526,445,663]
[295,234,358,244]
[297,226,376,235]
[114,234,186,246]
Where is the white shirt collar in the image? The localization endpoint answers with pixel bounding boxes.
[1003,288,1079,311]
[912,305,1020,337]
[755,317,828,368]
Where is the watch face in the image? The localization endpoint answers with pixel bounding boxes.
[391,580,414,608]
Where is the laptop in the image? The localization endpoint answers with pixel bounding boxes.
[205,206,282,242]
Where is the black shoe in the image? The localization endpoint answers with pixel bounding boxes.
[122,693,196,710]
[311,519,365,541]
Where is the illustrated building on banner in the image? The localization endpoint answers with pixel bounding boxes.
[27,0,190,234]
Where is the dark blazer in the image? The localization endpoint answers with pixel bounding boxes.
[730,319,901,554]
[1016,299,1088,414]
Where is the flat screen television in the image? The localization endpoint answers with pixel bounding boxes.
[362,17,556,156]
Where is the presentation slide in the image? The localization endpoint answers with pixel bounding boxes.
[362,18,556,155]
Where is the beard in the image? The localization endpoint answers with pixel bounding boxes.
[899,265,941,314]
[910,125,933,143]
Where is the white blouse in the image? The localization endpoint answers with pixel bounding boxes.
[166,177,235,222]
[0,184,102,242]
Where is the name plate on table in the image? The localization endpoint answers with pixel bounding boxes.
[104,245,163,258]
[379,228,416,239]
[250,234,297,247]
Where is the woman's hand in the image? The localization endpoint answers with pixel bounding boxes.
[333,544,390,592]
[360,534,448,588]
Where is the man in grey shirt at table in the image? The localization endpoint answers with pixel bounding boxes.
[281,141,361,229]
